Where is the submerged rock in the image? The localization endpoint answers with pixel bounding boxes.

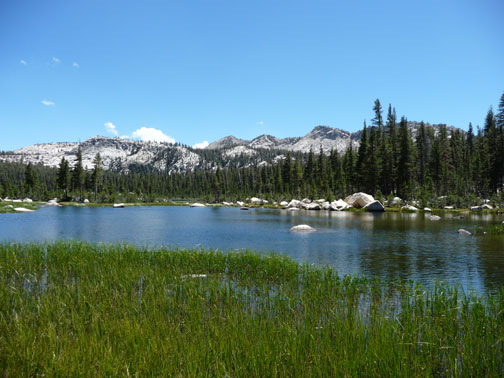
[286,207,301,211]
[364,200,385,212]
[240,207,249,210]
[289,224,316,232]
[458,229,471,236]
[428,215,441,221]
[344,192,375,208]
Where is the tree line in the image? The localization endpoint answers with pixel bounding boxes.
[1,93,503,208]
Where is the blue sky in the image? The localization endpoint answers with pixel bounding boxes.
[1,0,503,150]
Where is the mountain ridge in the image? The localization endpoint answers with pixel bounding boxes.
[0,122,464,172]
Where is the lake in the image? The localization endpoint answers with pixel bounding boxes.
[1,206,503,293]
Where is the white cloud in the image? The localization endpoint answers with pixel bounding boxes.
[104,122,119,136]
[20,60,27,65]
[131,127,175,144]
[72,62,79,68]
[193,141,209,149]
[52,57,61,63]
[256,121,264,125]
[41,100,55,106]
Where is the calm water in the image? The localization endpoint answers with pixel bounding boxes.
[1,206,504,293]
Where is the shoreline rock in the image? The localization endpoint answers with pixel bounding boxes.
[289,224,316,232]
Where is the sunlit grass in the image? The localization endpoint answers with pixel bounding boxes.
[0,241,503,376]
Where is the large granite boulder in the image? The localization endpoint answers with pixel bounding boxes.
[287,199,302,209]
[330,199,351,211]
[364,201,385,212]
[304,203,321,211]
[344,193,375,208]
[279,201,289,207]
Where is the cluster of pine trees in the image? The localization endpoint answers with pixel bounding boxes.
[1,93,503,208]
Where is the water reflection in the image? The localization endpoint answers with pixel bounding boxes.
[0,206,503,293]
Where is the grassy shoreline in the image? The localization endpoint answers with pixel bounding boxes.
[1,241,503,376]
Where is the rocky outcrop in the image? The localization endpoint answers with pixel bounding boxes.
[289,224,316,232]
[344,193,375,208]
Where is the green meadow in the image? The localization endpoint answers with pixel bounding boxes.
[1,242,503,376]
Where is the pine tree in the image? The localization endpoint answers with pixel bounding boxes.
[71,145,85,201]
[92,153,102,202]
[57,157,70,199]
[397,117,415,198]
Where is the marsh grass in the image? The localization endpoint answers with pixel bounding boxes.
[1,242,503,376]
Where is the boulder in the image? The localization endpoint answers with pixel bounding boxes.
[481,204,493,210]
[46,199,61,207]
[364,200,385,212]
[250,197,263,205]
[316,199,326,203]
[301,198,311,204]
[12,199,22,203]
[330,199,351,211]
[190,203,205,207]
[429,215,441,221]
[5,205,13,209]
[289,224,316,232]
[83,199,90,204]
[305,203,321,211]
[14,207,34,212]
[390,197,402,206]
[236,201,245,207]
[402,205,418,212]
[322,201,331,210]
[113,203,125,208]
[458,229,471,236]
[23,198,33,203]
[424,207,432,212]
[287,199,302,209]
[280,201,289,207]
[444,206,454,210]
[344,192,375,208]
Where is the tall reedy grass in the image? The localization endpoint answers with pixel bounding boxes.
[0,241,503,376]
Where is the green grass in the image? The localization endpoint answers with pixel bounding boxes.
[1,242,504,376]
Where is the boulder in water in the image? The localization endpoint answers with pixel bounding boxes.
[458,229,471,236]
[305,203,321,211]
[113,203,125,208]
[428,215,441,221]
[424,207,432,212]
[289,224,316,232]
[364,201,385,212]
[280,201,289,207]
[330,199,351,211]
[287,199,302,209]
